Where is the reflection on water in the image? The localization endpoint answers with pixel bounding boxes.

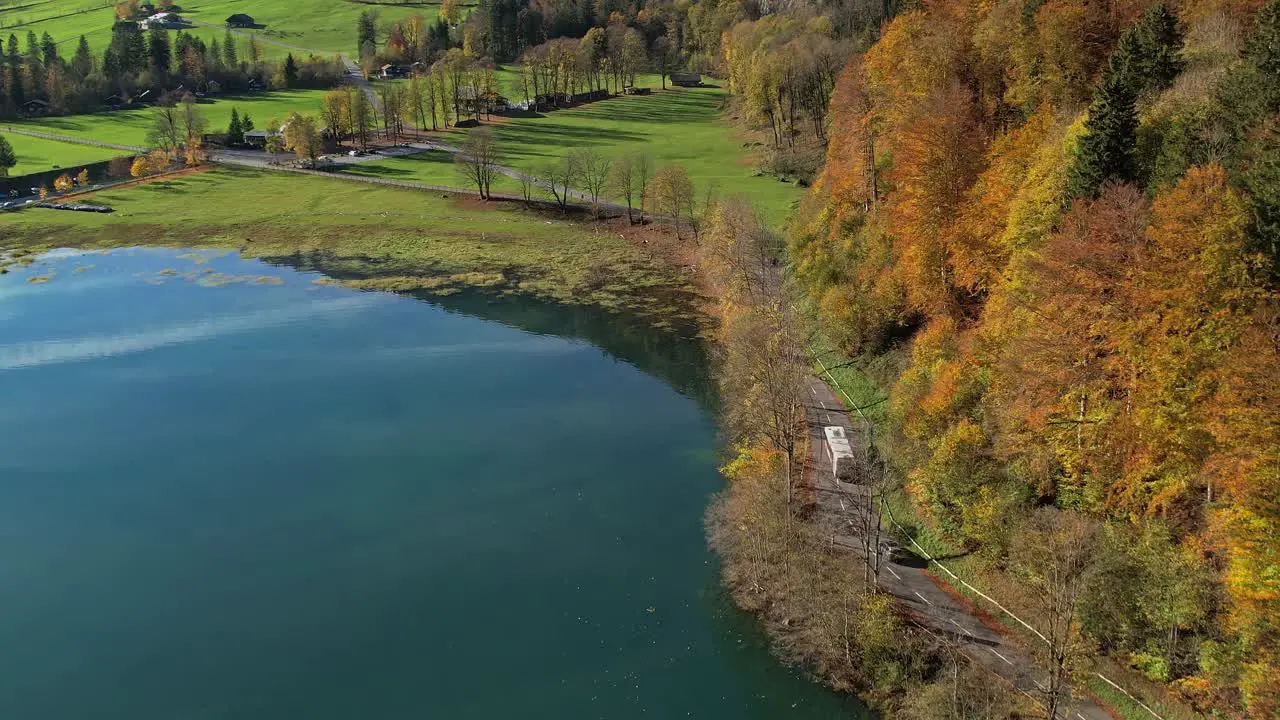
[0,248,869,719]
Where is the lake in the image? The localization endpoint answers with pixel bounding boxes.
[0,248,867,719]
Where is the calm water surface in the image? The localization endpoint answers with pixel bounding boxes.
[0,248,867,719]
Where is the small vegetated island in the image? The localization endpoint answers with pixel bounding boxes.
[1,0,1278,718]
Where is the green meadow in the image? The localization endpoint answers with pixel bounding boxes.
[6,88,329,147]
[0,165,696,320]
[0,133,127,175]
[338,148,521,195]
[0,0,465,57]
[348,85,802,226]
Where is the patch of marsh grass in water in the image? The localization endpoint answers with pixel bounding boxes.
[195,272,284,288]
[27,275,52,284]
[176,250,232,265]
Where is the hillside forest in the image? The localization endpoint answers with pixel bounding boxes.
[790,0,1279,715]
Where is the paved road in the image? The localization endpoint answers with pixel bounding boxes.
[804,377,1114,720]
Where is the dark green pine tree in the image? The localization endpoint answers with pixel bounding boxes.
[71,35,94,78]
[114,23,147,74]
[1245,0,1280,77]
[223,29,237,67]
[356,11,376,56]
[148,27,171,75]
[227,107,244,146]
[1067,70,1139,199]
[39,32,57,67]
[0,132,16,177]
[1135,4,1184,90]
[1241,126,1280,277]
[284,53,298,87]
[1111,3,1184,96]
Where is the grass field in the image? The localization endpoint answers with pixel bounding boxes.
[338,148,522,195]
[349,85,803,226]
[0,0,466,57]
[0,165,697,321]
[0,133,127,176]
[6,88,329,147]
[459,86,800,225]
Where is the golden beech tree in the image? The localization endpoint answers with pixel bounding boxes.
[884,84,985,318]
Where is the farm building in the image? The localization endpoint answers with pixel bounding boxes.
[140,12,186,29]
[243,129,278,149]
[670,72,702,87]
[20,98,49,116]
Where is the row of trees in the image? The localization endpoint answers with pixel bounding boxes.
[792,0,1279,715]
[0,25,344,120]
[723,12,851,146]
[702,193,1039,717]
[517,26,649,103]
[452,126,695,229]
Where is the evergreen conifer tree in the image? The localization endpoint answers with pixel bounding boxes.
[1110,4,1184,96]
[72,35,94,78]
[1067,70,1139,199]
[223,29,237,67]
[284,53,298,87]
[227,107,244,145]
[0,133,16,177]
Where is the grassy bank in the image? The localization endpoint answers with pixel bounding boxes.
[0,165,703,325]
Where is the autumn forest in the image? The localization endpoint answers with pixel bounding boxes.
[787,0,1279,714]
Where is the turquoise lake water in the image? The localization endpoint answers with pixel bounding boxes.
[0,248,868,719]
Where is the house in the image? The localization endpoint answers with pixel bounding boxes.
[243,129,279,149]
[380,64,409,78]
[136,89,153,103]
[20,98,48,116]
[623,86,651,95]
[246,78,265,91]
[225,13,255,28]
[670,72,702,87]
[140,12,186,29]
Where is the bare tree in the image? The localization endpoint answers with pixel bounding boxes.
[518,166,537,206]
[609,153,641,223]
[1011,509,1101,720]
[543,152,579,211]
[148,101,181,152]
[455,127,500,199]
[651,163,695,240]
[635,152,653,215]
[573,148,611,218]
[721,298,808,506]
